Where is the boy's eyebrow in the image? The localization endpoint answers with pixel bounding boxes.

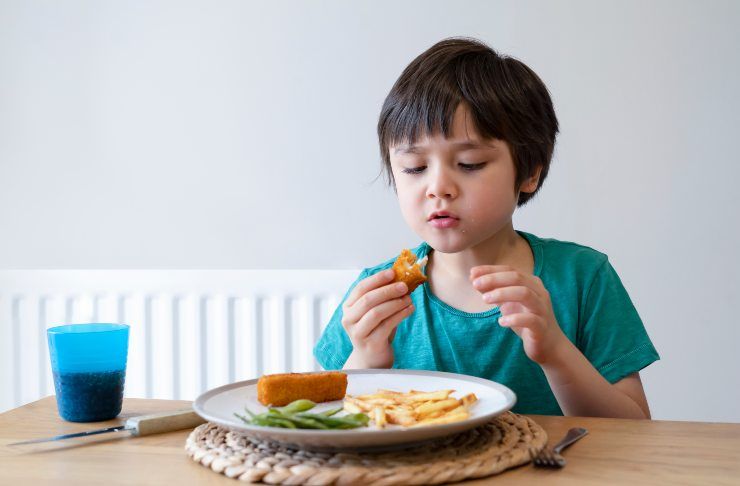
[393,141,497,154]
[451,141,499,150]
[393,145,423,155]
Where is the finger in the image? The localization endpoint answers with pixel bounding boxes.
[498,312,545,333]
[369,303,414,343]
[354,296,412,339]
[498,302,527,316]
[482,286,544,313]
[471,266,549,299]
[345,269,396,308]
[471,270,543,297]
[346,280,409,325]
[344,278,408,327]
[469,265,515,280]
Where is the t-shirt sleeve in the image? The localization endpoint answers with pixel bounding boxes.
[578,259,660,384]
[313,270,369,370]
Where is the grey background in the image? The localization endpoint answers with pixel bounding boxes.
[1,0,739,421]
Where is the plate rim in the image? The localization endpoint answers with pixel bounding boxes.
[193,368,517,438]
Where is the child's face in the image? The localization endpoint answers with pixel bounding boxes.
[389,105,537,254]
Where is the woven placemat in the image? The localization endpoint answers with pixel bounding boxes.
[185,412,547,485]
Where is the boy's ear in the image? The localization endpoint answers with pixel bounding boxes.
[520,166,543,193]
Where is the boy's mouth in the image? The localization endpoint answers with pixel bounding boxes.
[427,211,461,229]
[427,211,459,221]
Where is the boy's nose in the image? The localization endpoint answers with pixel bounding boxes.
[426,168,458,200]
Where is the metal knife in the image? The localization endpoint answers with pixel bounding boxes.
[9,409,206,446]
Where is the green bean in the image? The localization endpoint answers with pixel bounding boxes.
[250,414,292,428]
[276,399,316,415]
[340,413,371,426]
[249,416,273,427]
[320,407,343,417]
[233,412,249,424]
[262,408,329,429]
[347,413,370,425]
[282,414,330,429]
[262,416,297,428]
[308,418,360,429]
[295,413,369,429]
[266,408,292,419]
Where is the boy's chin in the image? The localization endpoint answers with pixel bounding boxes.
[425,237,470,254]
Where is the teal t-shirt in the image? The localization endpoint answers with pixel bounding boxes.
[313,231,660,415]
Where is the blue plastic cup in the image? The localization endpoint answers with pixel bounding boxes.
[47,323,129,422]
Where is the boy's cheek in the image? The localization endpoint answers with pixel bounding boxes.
[396,194,423,220]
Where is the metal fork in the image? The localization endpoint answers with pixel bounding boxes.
[530,427,588,468]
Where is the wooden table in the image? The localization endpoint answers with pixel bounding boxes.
[1,397,739,485]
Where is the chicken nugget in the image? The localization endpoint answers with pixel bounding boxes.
[257,371,348,406]
[392,248,427,293]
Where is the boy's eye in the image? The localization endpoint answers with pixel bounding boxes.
[459,162,488,171]
[401,166,427,174]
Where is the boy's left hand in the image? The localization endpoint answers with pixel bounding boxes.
[470,265,567,365]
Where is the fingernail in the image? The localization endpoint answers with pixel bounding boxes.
[483,292,495,303]
[499,316,508,325]
[385,269,395,278]
[395,282,407,292]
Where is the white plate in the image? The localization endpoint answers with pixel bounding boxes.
[193,369,516,451]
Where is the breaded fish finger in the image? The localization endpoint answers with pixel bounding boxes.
[257,371,348,406]
[392,248,427,293]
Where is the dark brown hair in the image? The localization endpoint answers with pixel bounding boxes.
[377,37,558,206]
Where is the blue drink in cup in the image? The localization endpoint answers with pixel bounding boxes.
[47,323,129,422]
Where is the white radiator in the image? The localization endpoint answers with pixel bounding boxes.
[0,269,358,413]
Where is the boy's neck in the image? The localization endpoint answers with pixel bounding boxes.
[428,224,533,281]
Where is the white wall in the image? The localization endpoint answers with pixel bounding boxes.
[1,0,739,422]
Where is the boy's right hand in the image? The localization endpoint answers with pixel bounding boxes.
[341,269,414,369]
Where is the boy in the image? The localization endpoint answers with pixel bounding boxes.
[314,38,659,418]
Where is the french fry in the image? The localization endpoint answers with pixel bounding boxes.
[444,405,467,416]
[400,390,453,402]
[358,392,400,399]
[385,407,416,426]
[424,410,445,419]
[460,393,478,408]
[357,397,396,406]
[414,398,460,418]
[412,411,469,427]
[372,406,387,429]
[344,396,373,413]
[343,400,363,414]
